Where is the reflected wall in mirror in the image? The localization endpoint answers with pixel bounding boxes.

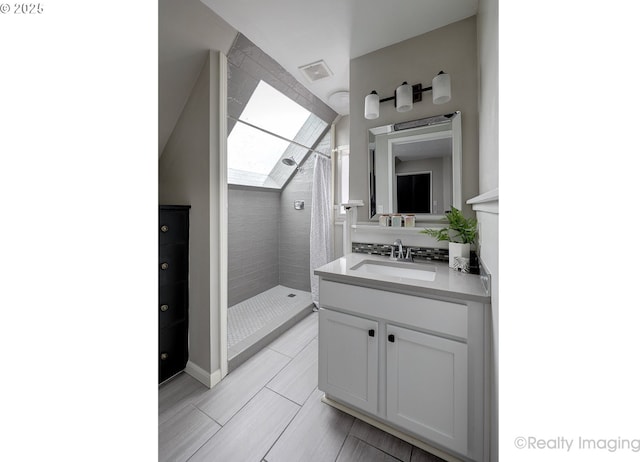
[368,111,461,221]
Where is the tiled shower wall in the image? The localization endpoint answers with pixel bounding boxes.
[278,153,315,291]
[228,188,280,306]
[279,133,331,291]
[227,146,328,306]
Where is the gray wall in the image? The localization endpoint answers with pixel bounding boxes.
[350,17,479,223]
[477,1,499,194]
[227,187,280,306]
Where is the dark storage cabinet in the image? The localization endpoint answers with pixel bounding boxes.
[159,205,190,383]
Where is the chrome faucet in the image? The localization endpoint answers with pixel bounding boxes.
[390,239,414,262]
[405,247,413,260]
[392,239,404,259]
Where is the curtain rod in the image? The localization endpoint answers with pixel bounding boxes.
[228,115,331,159]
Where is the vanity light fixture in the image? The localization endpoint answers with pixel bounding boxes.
[364,71,451,120]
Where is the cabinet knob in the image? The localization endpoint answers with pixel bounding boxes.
[368,329,375,337]
[160,352,169,360]
[160,225,169,233]
[388,334,395,343]
[160,304,169,312]
[161,262,169,270]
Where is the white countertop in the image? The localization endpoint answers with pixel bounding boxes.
[314,253,490,303]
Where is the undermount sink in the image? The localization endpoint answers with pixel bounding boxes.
[350,259,436,281]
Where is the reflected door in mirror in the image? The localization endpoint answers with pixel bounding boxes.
[397,172,431,213]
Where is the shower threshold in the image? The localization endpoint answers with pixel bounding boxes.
[227,285,313,371]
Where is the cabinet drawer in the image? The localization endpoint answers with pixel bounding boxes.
[159,281,188,329]
[159,209,189,246]
[319,280,468,339]
[159,321,189,383]
[159,243,188,286]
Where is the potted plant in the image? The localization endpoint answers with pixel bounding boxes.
[420,206,477,268]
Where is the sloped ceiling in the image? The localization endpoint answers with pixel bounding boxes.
[158,0,237,156]
[159,0,478,156]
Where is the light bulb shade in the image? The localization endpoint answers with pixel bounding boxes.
[432,72,451,104]
[364,91,380,119]
[395,82,413,112]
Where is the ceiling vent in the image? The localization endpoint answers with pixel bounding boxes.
[298,60,333,83]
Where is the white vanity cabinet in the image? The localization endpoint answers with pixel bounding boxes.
[317,277,488,462]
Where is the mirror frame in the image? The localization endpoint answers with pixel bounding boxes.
[368,111,461,223]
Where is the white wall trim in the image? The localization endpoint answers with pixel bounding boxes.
[218,52,229,380]
[467,187,498,204]
[208,50,219,382]
[467,187,498,214]
[185,361,222,389]
[330,122,336,227]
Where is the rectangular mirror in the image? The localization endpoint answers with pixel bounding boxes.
[368,111,461,222]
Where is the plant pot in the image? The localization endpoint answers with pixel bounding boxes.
[448,242,470,268]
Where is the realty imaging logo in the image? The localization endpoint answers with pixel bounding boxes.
[514,436,640,453]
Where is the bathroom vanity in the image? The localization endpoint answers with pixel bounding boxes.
[314,253,490,462]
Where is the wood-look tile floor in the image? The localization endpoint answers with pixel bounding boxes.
[159,312,446,462]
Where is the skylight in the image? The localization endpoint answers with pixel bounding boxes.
[228,80,323,188]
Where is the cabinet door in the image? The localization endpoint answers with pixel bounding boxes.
[318,309,378,415]
[386,325,468,455]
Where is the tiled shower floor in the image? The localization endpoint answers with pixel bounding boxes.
[227,285,313,370]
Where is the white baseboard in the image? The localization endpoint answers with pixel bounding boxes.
[185,361,222,389]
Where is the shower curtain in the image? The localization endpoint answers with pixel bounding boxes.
[310,153,332,308]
